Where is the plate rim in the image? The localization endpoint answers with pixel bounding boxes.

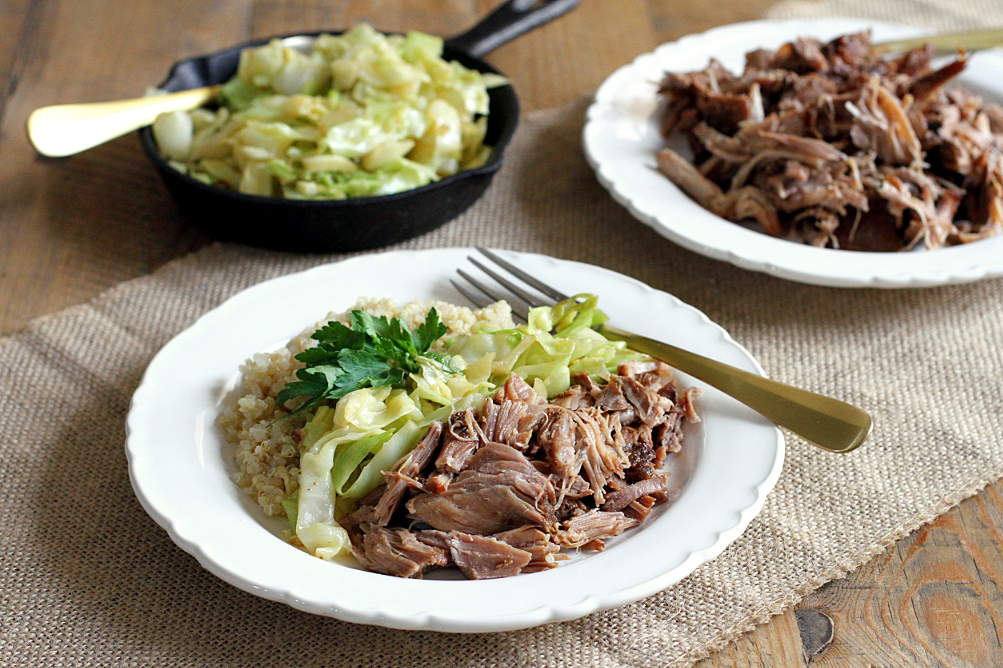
[582,18,1003,288]
[125,247,785,632]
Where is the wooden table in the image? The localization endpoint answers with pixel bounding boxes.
[2,1,1000,665]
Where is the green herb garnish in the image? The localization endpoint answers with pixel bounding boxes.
[276,308,451,419]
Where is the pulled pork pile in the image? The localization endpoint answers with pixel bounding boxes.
[656,31,1003,251]
[343,362,699,579]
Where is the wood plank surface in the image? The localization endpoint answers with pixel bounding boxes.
[696,486,1003,668]
[2,2,1003,667]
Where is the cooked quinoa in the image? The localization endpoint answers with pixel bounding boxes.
[217,297,515,518]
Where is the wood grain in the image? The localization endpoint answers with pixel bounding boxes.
[694,609,808,668]
[646,0,786,41]
[0,1,33,122]
[0,0,246,332]
[3,2,1003,667]
[479,0,659,112]
[797,483,1003,668]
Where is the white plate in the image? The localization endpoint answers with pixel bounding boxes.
[126,248,783,632]
[583,19,1003,288]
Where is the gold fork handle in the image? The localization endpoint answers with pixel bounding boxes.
[598,325,872,453]
[26,85,220,158]
[873,27,1003,55]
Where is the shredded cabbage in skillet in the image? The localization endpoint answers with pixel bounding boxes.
[152,24,506,199]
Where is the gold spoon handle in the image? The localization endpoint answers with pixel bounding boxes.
[26,85,219,158]
[874,27,1003,55]
[599,324,873,453]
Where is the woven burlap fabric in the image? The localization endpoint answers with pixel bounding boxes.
[768,0,1003,29]
[3,7,1003,666]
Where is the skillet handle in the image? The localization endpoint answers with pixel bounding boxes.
[445,0,580,58]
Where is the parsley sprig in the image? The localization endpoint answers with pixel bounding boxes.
[276,308,454,418]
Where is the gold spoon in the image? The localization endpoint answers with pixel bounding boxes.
[26,36,316,158]
[27,86,220,157]
[25,29,1003,158]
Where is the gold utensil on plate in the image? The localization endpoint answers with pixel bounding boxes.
[454,248,873,454]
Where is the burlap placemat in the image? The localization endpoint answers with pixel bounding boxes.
[4,8,1003,666]
[768,0,1003,29]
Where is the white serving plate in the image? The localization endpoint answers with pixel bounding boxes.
[125,248,784,632]
[583,19,1003,288]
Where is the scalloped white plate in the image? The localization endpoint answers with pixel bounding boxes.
[584,19,1003,288]
[126,248,783,632]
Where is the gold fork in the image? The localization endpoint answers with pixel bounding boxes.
[453,248,873,454]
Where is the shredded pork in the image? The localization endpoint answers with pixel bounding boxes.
[346,364,697,578]
[655,31,1003,250]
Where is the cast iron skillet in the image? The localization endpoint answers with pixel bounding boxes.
[139,0,579,252]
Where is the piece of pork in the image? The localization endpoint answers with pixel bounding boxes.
[621,424,656,479]
[910,56,967,105]
[556,510,640,549]
[435,408,482,474]
[447,532,533,579]
[653,414,684,454]
[594,377,631,411]
[414,528,452,551]
[552,384,594,410]
[656,147,726,207]
[657,148,784,236]
[495,372,545,406]
[614,376,673,426]
[823,31,878,72]
[483,399,529,449]
[878,171,961,249]
[570,409,629,505]
[768,37,829,74]
[407,484,549,535]
[846,79,923,166]
[352,527,449,578]
[407,443,555,535]
[452,462,556,508]
[960,151,1003,240]
[494,526,565,572]
[601,476,669,512]
[627,360,677,396]
[536,408,578,478]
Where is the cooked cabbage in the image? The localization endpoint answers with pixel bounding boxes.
[449,295,646,396]
[153,24,504,199]
[293,389,420,558]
